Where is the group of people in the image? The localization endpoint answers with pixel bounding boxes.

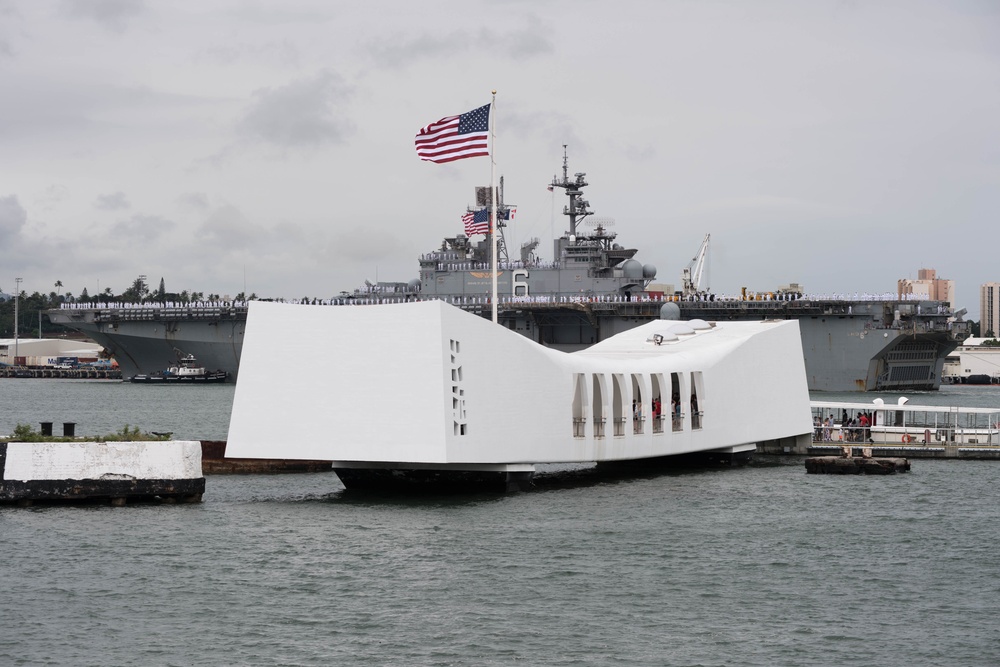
[627,395,691,433]
[630,396,676,421]
[814,411,875,443]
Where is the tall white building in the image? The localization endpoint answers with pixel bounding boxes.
[981,283,1000,337]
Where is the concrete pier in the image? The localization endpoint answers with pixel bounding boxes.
[0,441,204,505]
[0,366,122,379]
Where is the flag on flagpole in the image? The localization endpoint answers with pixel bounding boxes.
[415,104,491,163]
[462,209,490,236]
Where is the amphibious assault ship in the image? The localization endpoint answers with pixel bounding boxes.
[47,149,968,391]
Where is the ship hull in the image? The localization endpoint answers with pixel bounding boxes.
[48,298,961,392]
[47,308,244,382]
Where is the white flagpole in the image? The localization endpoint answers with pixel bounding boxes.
[490,90,498,324]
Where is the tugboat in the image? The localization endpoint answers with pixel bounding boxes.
[130,354,228,384]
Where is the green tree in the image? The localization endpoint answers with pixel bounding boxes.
[121,277,149,302]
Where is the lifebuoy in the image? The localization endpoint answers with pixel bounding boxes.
[902,434,912,443]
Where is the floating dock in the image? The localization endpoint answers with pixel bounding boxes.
[757,399,1000,460]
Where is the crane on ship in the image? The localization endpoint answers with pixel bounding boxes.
[681,233,710,296]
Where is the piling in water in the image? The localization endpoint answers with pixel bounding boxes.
[805,454,910,475]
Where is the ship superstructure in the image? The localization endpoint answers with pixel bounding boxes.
[386,147,658,304]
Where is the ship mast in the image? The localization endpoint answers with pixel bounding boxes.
[549,145,591,237]
[492,176,511,263]
[473,176,515,263]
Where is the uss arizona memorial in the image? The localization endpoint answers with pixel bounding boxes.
[227,301,814,490]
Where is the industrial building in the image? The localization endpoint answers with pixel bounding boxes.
[0,338,106,366]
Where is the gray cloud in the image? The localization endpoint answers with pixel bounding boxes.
[0,194,27,245]
[325,224,409,265]
[222,4,336,25]
[197,205,256,250]
[497,23,554,60]
[36,184,70,210]
[367,24,553,68]
[0,0,19,59]
[177,192,210,210]
[95,191,130,211]
[368,33,467,69]
[238,71,354,148]
[0,77,217,145]
[59,0,147,33]
[197,40,301,68]
[110,213,175,242]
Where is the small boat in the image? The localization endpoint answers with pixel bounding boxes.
[130,354,228,384]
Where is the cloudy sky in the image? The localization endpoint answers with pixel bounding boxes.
[1,0,997,312]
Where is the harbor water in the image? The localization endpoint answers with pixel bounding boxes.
[3,381,1000,666]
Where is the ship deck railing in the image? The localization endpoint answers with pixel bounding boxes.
[55,295,962,309]
[52,296,966,332]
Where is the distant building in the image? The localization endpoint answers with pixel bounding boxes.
[0,339,106,366]
[943,337,1000,382]
[981,283,1000,337]
[898,268,955,303]
[646,283,676,295]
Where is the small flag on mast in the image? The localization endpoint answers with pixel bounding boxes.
[462,209,490,236]
[415,104,491,163]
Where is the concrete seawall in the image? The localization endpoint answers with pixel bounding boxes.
[0,441,205,505]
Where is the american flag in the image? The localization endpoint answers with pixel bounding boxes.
[462,209,490,236]
[415,104,491,163]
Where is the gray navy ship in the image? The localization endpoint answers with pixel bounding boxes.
[47,149,968,391]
